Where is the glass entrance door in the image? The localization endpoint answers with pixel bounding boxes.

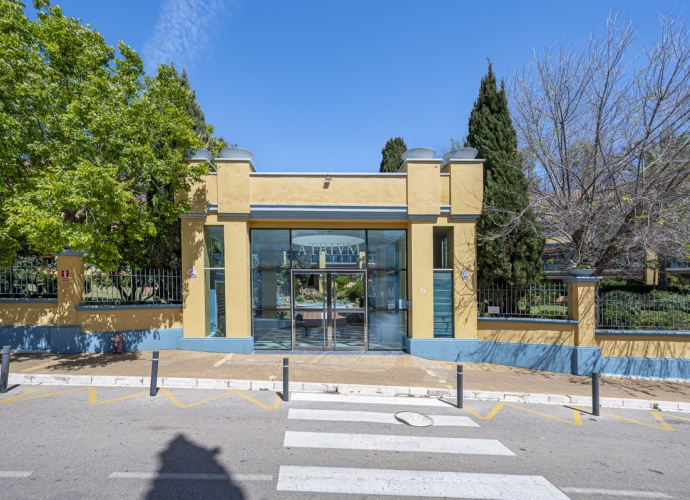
[292,271,367,350]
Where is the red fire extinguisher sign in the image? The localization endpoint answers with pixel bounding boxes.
[60,270,70,282]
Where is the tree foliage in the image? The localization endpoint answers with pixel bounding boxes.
[512,13,690,275]
[467,62,545,287]
[379,137,407,173]
[0,0,217,269]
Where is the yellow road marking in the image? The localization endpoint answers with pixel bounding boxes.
[87,387,148,406]
[660,412,690,422]
[20,361,56,373]
[466,402,583,426]
[159,388,280,411]
[0,386,51,403]
[213,353,233,368]
[1,387,86,403]
[572,407,675,431]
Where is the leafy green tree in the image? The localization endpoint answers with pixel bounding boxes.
[379,137,407,173]
[0,0,210,269]
[466,62,544,287]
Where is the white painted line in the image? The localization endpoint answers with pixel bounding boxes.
[0,471,33,478]
[290,392,450,407]
[283,431,514,456]
[277,466,568,499]
[109,472,272,481]
[560,487,671,498]
[288,408,478,427]
[212,353,233,368]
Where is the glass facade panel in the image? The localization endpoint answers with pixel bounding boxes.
[252,270,291,309]
[433,270,453,338]
[291,229,366,269]
[250,229,290,269]
[204,227,225,337]
[204,227,225,269]
[252,310,292,350]
[368,311,407,350]
[367,229,407,269]
[367,271,407,311]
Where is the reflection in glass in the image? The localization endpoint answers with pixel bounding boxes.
[205,270,226,337]
[367,230,407,269]
[368,311,407,350]
[293,273,327,309]
[333,274,365,309]
[291,229,366,269]
[294,309,327,348]
[252,270,291,309]
[335,312,365,347]
[253,310,292,350]
[368,271,407,311]
[204,227,225,269]
[433,270,453,338]
[250,230,290,269]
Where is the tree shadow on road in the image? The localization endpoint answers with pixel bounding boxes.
[145,434,245,500]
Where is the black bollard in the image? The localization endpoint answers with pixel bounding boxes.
[150,351,159,397]
[592,371,600,417]
[457,364,463,409]
[0,346,10,394]
[283,357,289,402]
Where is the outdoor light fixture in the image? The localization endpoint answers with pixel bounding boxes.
[325,174,332,181]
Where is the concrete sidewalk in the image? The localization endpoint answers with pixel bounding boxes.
[8,350,690,404]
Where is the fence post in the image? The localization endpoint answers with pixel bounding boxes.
[56,251,85,327]
[283,357,289,402]
[592,371,600,417]
[150,351,159,397]
[0,346,10,393]
[457,364,463,409]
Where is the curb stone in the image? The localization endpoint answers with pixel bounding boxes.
[6,373,690,413]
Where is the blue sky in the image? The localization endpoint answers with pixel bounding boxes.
[38,0,686,172]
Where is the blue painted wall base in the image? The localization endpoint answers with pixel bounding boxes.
[178,337,254,354]
[408,338,690,380]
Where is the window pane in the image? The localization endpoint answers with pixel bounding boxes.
[367,271,407,311]
[253,310,292,350]
[433,270,453,338]
[252,270,291,309]
[368,311,407,350]
[204,227,225,269]
[367,230,406,269]
[251,229,290,269]
[205,270,226,337]
[291,229,366,269]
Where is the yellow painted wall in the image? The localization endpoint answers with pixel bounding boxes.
[569,283,597,346]
[218,160,251,214]
[597,336,690,358]
[453,220,478,339]
[223,220,252,338]
[405,162,441,215]
[408,221,434,338]
[445,161,483,216]
[0,303,58,326]
[181,217,206,337]
[250,175,408,206]
[440,175,450,205]
[78,308,182,333]
[478,321,576,345]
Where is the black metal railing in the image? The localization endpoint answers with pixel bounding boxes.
[0,258,58,298]
[83,269,181,305]
[478,283,569,320]
[597,290,690,330]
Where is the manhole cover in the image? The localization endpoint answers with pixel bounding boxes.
[394,411,433,427]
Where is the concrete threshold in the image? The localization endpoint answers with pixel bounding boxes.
[7,373,690,413]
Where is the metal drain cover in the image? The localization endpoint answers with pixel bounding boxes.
[394,411,433,427]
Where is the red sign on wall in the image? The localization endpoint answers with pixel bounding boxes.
[60,269,71,282]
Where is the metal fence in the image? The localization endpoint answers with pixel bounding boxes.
[477,283,568,320]
[0,258,58,298]
[84,269,182,305]
[597,290,690,330]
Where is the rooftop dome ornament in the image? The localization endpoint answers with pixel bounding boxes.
[219,146,254,160]
[401,147,436,161]
[442,147,478,163]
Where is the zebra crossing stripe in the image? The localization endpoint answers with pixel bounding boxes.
[276,466,569,499]
[290,393,450,407]
[288,408,479,427]
[284,431,514,456]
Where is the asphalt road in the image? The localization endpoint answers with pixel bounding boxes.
[0,384,688,499]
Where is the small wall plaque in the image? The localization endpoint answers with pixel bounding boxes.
[461,269,470,281]
[487,306,500,314]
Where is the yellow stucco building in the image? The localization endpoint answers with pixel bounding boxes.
[178,146,483,353]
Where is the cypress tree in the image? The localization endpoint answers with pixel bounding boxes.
[467,62,545,287]
[379,137,407,172]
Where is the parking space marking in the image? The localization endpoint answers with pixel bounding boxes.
[213,353,233,368]
[159,388,281,411]
[560,487,671,497]
[466,402,583,426]
[88,387,148,406]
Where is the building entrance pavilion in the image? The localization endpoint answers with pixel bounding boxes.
[179,147,484,354]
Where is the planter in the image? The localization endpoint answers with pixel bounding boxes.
[184,148,213,162]
[568,269,595,277]
[219,147,254,160]
[401,147,436,161]
[442,148,478,162]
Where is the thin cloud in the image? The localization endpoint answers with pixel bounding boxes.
[143,0,228,71]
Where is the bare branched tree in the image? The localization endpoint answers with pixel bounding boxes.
[511,13,690,275]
